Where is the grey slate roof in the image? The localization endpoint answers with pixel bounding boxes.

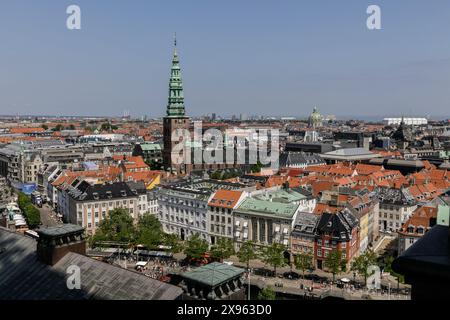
[376,187,416,206]
[315,209,358,241]
[69,181,141,202]
[292,212,318,236]
[279,151,325,168]
[0,227,182,300]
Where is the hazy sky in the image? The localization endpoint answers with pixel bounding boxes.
[1,0,450,119]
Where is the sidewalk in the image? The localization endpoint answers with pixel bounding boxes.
[226,255,410,290]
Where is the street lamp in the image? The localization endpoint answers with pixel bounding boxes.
[388,281,391,300]
[247,268,251,300]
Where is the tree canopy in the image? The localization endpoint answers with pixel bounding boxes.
[258,287,276,300]
[324,249,346,282]
[237,241,259,269]
[183,233,209,261]
[92,208,136,245]
[17,193,41,228]
[163,233,184,254]
[350,250,377,284]
[294,252,314,278]
[260,243,287,276]
[210,237,235,262]
[135,214,163,250]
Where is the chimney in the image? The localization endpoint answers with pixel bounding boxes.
[36,224,86,266]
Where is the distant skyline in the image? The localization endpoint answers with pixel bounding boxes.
[1,1,450,118]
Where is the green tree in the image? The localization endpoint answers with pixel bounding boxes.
[210,171,222,180]
[66,124,76,130]
[250,161,263,173]
[384,255,404,289]
[294,252,314,279]
[52,124,64,132]
[147,159,163,170]
[237,241,259,269]
[210,237,235,262]
[92,208,136,245]
[351,250,377,285]
[183,233,208,261]
[163,233,184,254]
[24,203,41,228]
[261,243,287,276]
[17,192,31,211]
[41,124,48,130]
[136,214,163,249]
[324,249,346,282]
[101,122,118,132]
[258,287,276,300]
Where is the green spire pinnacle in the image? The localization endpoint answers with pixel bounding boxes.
[166,33,185,117]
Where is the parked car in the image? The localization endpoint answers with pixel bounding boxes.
[283,271,300,280]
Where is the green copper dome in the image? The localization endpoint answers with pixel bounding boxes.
[308,107,322,128]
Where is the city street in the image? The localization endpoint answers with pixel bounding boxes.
[39,204,62,227]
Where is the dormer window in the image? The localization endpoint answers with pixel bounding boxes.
[121,190,127,197]
[93,193,99,200]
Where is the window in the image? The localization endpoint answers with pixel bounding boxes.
[317,249,322,257]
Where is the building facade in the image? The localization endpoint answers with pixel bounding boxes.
[314,210,359,270]
[207,189,246,244]
[377,188,417,232]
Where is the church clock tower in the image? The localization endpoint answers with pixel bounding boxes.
[163,35,190,173]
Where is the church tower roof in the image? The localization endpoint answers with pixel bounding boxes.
[166,33,186,117]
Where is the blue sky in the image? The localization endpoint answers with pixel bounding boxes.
[0,0,450,119]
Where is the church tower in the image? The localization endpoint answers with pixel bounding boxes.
[163,35,190,173]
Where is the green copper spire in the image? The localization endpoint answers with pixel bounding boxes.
[166,33,186,117]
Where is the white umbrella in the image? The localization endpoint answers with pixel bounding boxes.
[341,278,351,283]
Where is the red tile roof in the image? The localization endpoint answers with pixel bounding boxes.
[208,190,244,209]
